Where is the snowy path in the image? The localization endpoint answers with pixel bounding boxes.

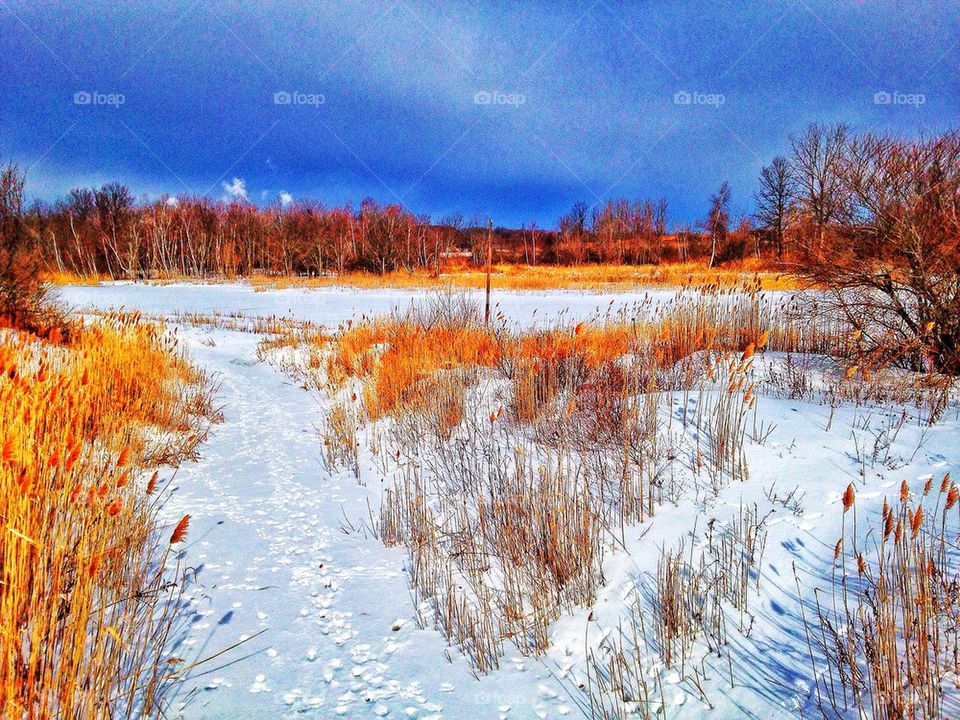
[60,284,960,719]
[59,283,635,718]
[158,327,577,719]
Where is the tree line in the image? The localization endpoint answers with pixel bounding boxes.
[0,123,837,280]
[4,123,957,283]
[3,123,959,371]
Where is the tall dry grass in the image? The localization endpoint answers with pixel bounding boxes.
[804,476,960,719]
[586,504,769,718]
[245,262,802,293]
[261,287,955,679]
[44,262,802,293]
[0,315,216,717]
[291,291,782,669]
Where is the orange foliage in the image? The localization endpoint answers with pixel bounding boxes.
[248,261,802,293]
[324,293,782,428]
[328,319,500,420]
[515,325,632,368]
[0,317,211,716]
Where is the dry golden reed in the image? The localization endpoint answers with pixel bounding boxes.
[0,315,214,717]
[807,474,960,720]
[274,287,956,680]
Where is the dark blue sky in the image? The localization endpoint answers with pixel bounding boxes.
[2,1,957,227]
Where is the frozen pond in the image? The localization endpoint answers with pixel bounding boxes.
[58,281,740,328]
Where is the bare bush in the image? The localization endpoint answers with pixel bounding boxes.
[0,163,60,333]
[794,129,960,375]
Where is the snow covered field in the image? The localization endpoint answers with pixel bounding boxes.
[59,283,960,719]
[58,281,682,329]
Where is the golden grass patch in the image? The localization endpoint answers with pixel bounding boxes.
[0,316,215,717]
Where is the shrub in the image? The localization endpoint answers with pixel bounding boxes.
[0,163,62,335]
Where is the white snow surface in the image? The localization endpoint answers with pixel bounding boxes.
[58,283,959,719]
[58,281,685,329]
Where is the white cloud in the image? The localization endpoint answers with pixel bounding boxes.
[279,191,293,206]
[222,177,248,201]
[165,195,179,207]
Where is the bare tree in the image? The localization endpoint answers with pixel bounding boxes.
[558,201,588,264]
[0,163,56,332]
[94,183,135,278]
[754,156,796,259]
[437,212,463,276]
[799,130,960,374]
[705,181,730,267]
[527,220,539,266]
[789,122,850,252]
[653,197,668,261]
[65,188,97,276]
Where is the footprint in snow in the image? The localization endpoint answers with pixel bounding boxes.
[538,684,559,699]
[249,674,270,693]
[204,677,231,691]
